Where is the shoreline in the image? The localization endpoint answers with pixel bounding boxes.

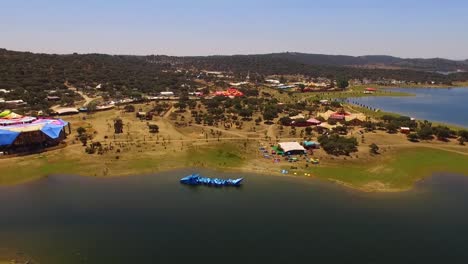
[0,164,420,193]
[1,146,466,193]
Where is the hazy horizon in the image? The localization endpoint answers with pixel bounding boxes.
[2,0,468,60]
[3,47,468,61]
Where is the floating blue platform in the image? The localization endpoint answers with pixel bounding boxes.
[180,174,243,187]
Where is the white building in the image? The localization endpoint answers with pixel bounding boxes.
[229,82,249,86]
[160,91,175,96]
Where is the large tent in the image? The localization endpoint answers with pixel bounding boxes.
[278,142,306,155]
[0,118,68,147]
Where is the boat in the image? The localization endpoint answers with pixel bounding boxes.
[180,174,243,187]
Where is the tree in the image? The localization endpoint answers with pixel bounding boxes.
[332,125,348,135]
[417,122,433,140]
[336,78,349,89]
[369,143,379,154]
[77,127,86,136]
[238,108,253,120]
[279,116,292,126]
[124,105,135,112]
[385,122,398,134]
[86,101,98,114]
[79,134,88,146]
[148,124,159,133]
[330,101,341,108]
[305,126,313,136]
[407,133,419,142]
[114,118,124,134]
[363,121,376,131]
[262,106,278,123]
[279,75,287,84]
[433,126,451,141]
[458,130,468,145]
[318,134,358,156]
[298,83,306,92]
[174,101,187,112]
[458,130,468,141]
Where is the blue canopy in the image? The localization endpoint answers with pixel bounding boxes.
[0,129,20,146]
[41,124,65,139]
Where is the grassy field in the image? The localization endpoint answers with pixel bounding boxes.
[185,142,249,168]
[311,148,468,191]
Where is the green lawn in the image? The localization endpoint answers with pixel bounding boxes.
[311,148,468,189]
[186,143,247,168]
[0,156,81,185]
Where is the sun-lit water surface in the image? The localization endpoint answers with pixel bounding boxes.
[348,87,468,127]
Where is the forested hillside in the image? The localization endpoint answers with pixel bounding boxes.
[2,48,468,107]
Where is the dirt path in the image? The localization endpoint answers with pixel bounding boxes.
[266,124,276,139]
[64,83,101,107]
[163,105,174,119]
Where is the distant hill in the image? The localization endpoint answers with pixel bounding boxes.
[1,48,468,99]
[255,52,468,72]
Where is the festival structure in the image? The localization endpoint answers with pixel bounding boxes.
[214,87,244,98]
[0,110,70,153]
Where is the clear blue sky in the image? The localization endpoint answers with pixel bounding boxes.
[2,0,468,59]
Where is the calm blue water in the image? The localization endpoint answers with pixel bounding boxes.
[1,170,468,264]
[348,88,468,127]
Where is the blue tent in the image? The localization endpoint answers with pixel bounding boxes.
[0,129,20,146]
[41,123,66,139]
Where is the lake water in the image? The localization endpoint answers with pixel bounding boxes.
[348,87,468,127]
[1,170,468,264]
